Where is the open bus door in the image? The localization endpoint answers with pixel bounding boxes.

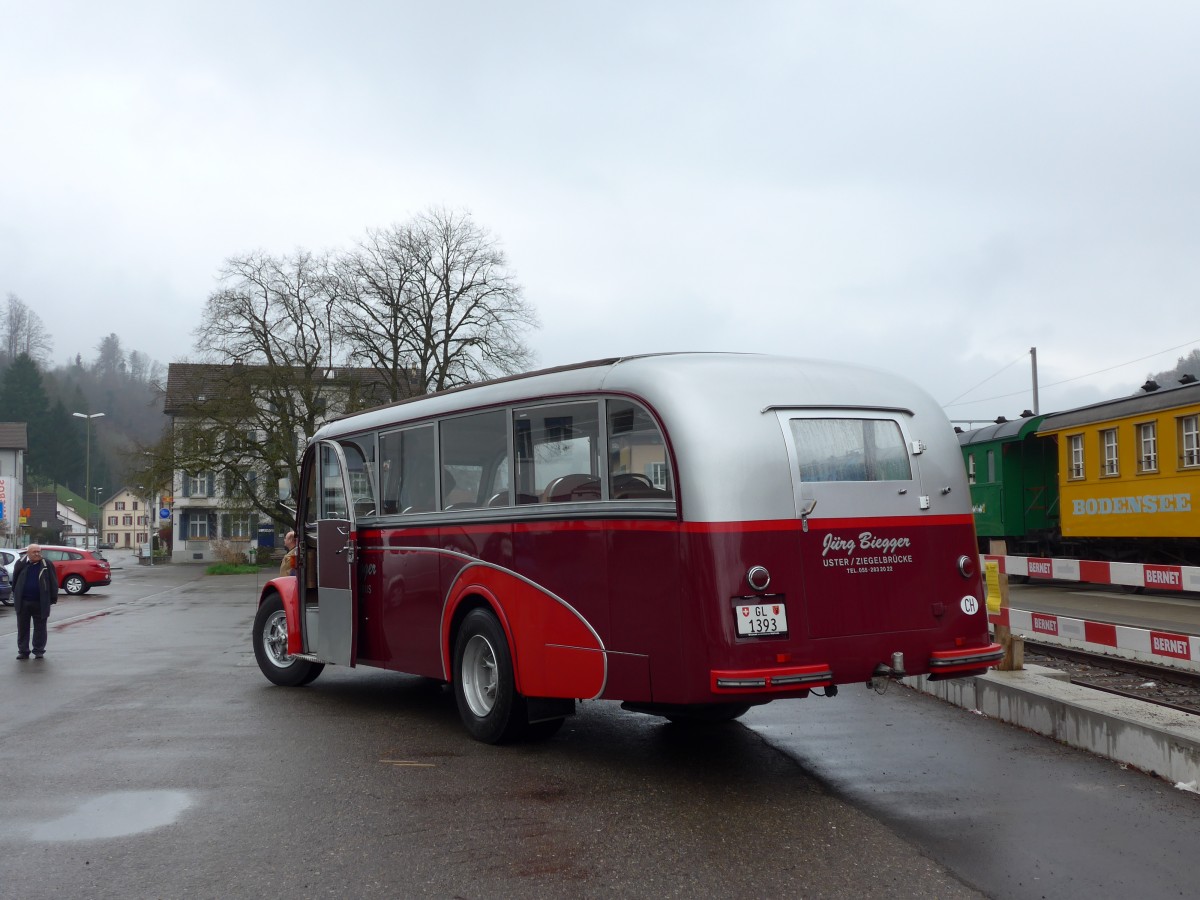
[311,440,359,667]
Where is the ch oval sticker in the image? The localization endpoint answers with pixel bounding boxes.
[960,596,980,615]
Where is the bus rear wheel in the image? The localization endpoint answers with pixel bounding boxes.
[253,593,324,687]
[453,608,528,744]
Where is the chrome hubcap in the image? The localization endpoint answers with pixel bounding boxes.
[461,634,498,717]
[263,609,293,668]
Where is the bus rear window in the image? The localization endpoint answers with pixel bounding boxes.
[789,418,912,482]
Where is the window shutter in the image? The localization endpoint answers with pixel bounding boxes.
[207,472,215,496]
[221,513,230,537]
[180,510,189,534]
[182,476,191,498]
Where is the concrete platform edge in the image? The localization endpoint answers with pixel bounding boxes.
[909,665,1200,785]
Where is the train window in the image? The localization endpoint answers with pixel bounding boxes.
[1137,422,1158,473]
[1179,415,1199,468]
[1068,434,1084,480]
[1101,429,1119,477]
[986,449,995,483]
[790,418,912,483]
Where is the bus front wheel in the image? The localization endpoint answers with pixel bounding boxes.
[253,593,325,687]
[453,608,526,744]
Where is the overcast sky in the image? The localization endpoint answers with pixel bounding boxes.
[3,1,1198,424]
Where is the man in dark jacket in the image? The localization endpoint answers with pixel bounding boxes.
[14,544,58,660]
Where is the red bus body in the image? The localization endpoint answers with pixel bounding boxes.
[254,353,1000,740]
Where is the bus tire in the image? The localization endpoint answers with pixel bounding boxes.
[253,593,324,687]
[453,608,524,744]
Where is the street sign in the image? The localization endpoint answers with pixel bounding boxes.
[159,508,171,520]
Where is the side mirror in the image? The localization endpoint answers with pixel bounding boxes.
[278,475,293,503]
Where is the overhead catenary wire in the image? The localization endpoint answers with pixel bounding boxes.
[942,338,1200,410]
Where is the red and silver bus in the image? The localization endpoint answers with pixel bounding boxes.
[253,353,1001,742]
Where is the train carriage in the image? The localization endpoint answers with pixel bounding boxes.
[253,353,1001,743]
[957,413,1059,554]
[1036,377,1200,562]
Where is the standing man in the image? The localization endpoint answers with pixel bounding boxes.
[279,530,297,576]
[14,544,58,660]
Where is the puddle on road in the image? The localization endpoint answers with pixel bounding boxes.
[30,790,194,841]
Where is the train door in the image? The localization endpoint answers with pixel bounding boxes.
[310,440,361,667]
[776,410,940,639]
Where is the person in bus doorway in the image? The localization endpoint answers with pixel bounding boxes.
[279,530,297,576]
[14,544,59,660]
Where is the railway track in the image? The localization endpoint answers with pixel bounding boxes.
[1024,639,1200,715]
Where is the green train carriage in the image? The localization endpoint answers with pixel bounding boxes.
[957,414,1059,553]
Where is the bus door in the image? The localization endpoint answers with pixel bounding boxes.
[776,410,938,639]
[313,440,360,667]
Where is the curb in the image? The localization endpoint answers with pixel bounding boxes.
[913,665,1200,785]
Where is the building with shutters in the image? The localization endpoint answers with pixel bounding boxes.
[163,363,399,563]
[99,487,155,550]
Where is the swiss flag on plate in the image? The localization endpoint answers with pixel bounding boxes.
[773,605,780,615]
[740,607,749,617]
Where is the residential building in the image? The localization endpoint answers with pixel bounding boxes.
[58,501,87,544]
[100,487,154,550]
[23,483,62,545]
[164,363,397,563]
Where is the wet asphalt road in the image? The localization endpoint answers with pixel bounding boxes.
[0,561,1195,898]
[0,558,977,899]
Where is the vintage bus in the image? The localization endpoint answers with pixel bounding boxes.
[252,353,1001,742]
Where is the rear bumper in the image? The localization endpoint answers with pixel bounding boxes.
[711,663,834,694]
[926,642,1004,677]
[709,643,1004,696]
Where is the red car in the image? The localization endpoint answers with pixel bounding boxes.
[25,545,112,595]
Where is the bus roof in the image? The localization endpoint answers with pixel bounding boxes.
[313,352,936,439]
[311,352,966,523]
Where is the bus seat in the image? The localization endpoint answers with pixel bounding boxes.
[487,491,511,507]
[543,474,601,503]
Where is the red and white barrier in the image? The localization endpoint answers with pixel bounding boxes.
[989,605,1200,672]
[984,554,1200,593]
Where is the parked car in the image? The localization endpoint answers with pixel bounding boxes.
[22,545,112,595]
[0,566,10,606]
[0,548,18,580]
[97,542,115,550]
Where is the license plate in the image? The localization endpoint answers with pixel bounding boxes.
[735,601,788,637]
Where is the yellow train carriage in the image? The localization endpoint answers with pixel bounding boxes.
[1037,378,1200,540]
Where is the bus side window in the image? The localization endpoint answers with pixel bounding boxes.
[440,410,508,510]
[513,401,601,503]
[607,399,673,499]
[381,425,435,514]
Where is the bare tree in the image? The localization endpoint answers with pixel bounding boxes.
[178,251,386,526]
[336,207,539,398]
[3,293,53,364]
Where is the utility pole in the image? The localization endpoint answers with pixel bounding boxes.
[1030,347,1040,415]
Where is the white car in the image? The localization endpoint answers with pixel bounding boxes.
[0,549,16,607]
